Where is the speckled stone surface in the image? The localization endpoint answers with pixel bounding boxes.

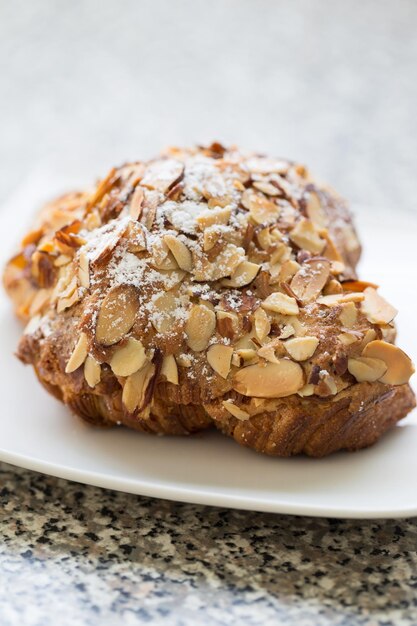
[1,461,417,626]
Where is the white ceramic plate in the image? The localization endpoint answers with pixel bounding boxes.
[0,175,416,518]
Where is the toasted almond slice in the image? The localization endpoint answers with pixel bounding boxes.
[290,258,330,304]
[261,292,299,315]
[317,292,364,306]
[84,355,101,388]
[193,243,244,282]
[151,291,180,333]
[196,206,231,229]
[129,186,144,220]
[347,356,387,383]
[362,340,415,385]
[57,288,80,313]
[284,336,319,361]
[141,159,183,193]
[338,332,360,346]
[253,307,271,341]
[233,360,304,398]
[257,227,272,250]
[358,329,377,351]
[361,287,397,325]
[222,400,250,420]
[207,344,233,378]
[164,234,193,272]
[342,280,378,293]
[339,302,357,328]
[305,191,328,229]
[122,362,155,413]
[185,304,216,352]
[223,261,260,288]
[278,259,301,283]
[96,285,139,346]
[65,332,88,373]
[54,254,72,267]
[257,340,282,364]
[161,354,179,384]
[297,383,315,397]
[241,190,280,224]
[216,310,239,340]
[29,288,51,316]
[110,337,147,376]
[289,219,326,254]
[78,250,90,288]
[236,348,258,363]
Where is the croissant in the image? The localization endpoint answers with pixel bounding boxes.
[4,143,415,456]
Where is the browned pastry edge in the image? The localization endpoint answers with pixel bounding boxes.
[205,382,416,457]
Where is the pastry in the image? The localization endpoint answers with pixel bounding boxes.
[3,143,415,455]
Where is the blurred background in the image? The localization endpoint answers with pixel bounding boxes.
[1,0,416,213]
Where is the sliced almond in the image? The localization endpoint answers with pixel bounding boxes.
[65,332,88,373]
[207,344,233,378]
[297,383,315,397]
[290,259,330,303]
[192,243,244,281]
[110,337,147,376]
[78,250,90,288]
[362,340,415,385]
[129,186,144,220]
[347,357,388,383]
[257,227,272,250]
[122,362,155,413]
[257,339,283,364]
[253,307,271,341]
[361,287,397,325]
[161,354,179,384]
[216,310,239,340]
[29,288,51,316]
[56,288,80,313]
[338,332,360,346]
[151,291,180,333]
[284,336,319,361]
[342,280,378,293]
[289,219,326,254]
[164,234,193,272]
[233,360,304,398]
[84,355,101,388]
[241,190,280,224]
[185,304,216,352]
[196,206,231,229]
[261,292,299,315]
[339,302,357,328]
[54,254,72,267]
[222,400,250,420]
[222,261,260,288]
[96,285,139,346]
[305,191,328,229]
[23,314,42,336]
[278,259,301,283]
[317,292,364,306]
[141,159,183,193]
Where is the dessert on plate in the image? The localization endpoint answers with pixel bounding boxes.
[3,143,415,456]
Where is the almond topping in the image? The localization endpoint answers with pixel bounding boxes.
[193,243,244,282]
[216,310,239,340]
[338,302,357,328]
[261,292,299,315]
[96,285,139,346]
[110,338,147,376]
[185,304,216,352]
[151,291,180,333]
[362,340,415,385]
[253,307,271,341]
[207,344,233,378]
[305,191,328,229]
[161,355,179,385]
[233,360,304,398]
[84,355,101,388]
[284,336,319,361]
[278,259,301,283]
[241,190,280,224]
[361,287,397,325]
[65,332,88,373]
[222,400,250,420]
[164,235,193,272]
[78,250,90,289]
[196,206,231,229]
[338,332,360,346]
[290,259,330,303]
[129,186,144,220]
[257,339,283,364]
[141,159,183,193]
[289,219,326,254]
[122,362,155,413]
[347,357,388,383]
[222,261,260,288]
[317,292,365,306]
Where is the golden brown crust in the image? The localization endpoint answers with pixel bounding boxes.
[3,143,415,456]
[205,382,416,457]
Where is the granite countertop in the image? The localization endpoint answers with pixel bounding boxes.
[1,0,417,624]
[1,461,417,626]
